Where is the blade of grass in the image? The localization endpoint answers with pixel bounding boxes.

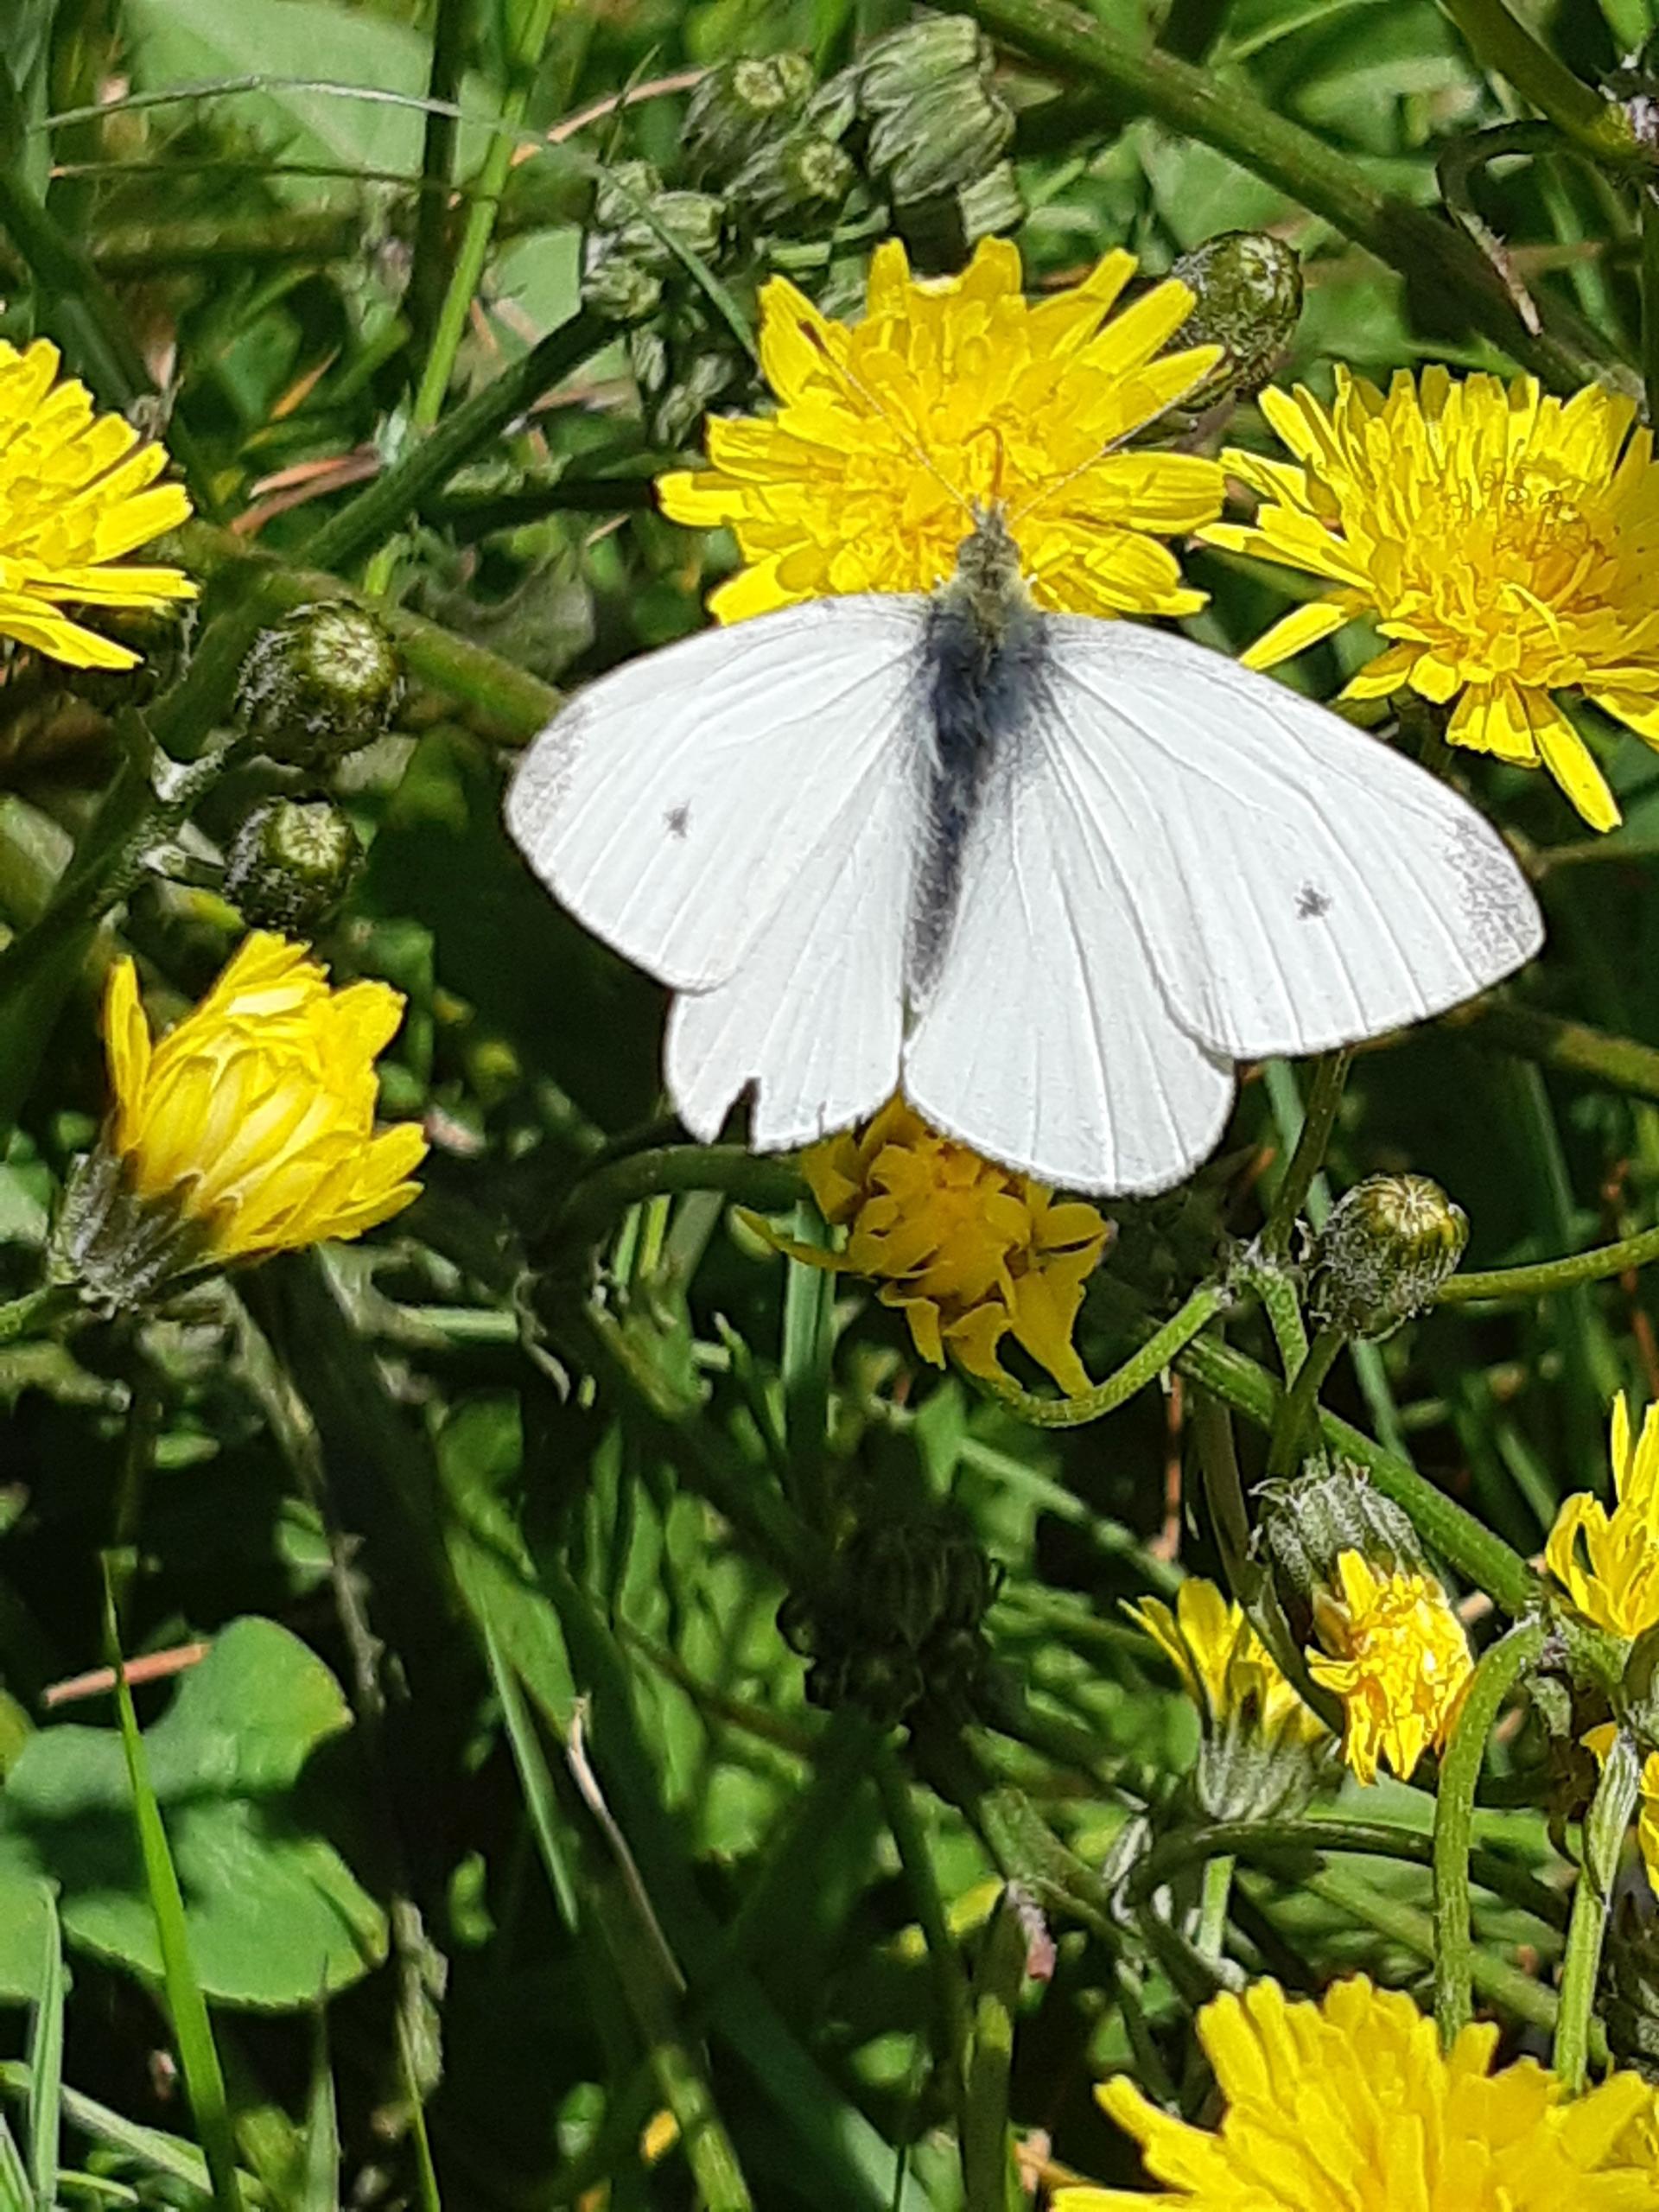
[0,2117,29,2212]
[22,1887,62,2212]
[297,2017,340,2212]
[98,1570,243,2212]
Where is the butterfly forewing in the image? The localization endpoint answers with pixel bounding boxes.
[505,595,929,994]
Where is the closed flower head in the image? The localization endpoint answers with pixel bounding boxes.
[0,340,195,669]
[1054,1974,1659,2210]
[1306,1548,1472,1785]
[1208,367,1659,829]
[54,934,426,1306]
[658,235,1224,622]
[1547,1393,1659,1640]
[795,1096,1109,1394]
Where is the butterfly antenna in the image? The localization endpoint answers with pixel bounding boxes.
[798,322,976,529]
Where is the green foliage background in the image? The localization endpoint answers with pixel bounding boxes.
[3,0,1659,2205]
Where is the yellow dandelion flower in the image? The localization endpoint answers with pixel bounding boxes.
[1053,1974,1659,2211]
[658,235,1224,622]
[1205,366,1659,830]
[90,933,425,1273]
[794,1096,1109,1394]
[1126,1578,1324,1750]
[0,339,195,669]
[1547,1393,1659,1639]
[1306,1549,1473,1786]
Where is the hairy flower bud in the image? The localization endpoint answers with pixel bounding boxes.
[730,130,855,229]
[1306,1173,1468,1340]
[684,54,816,180]
[583,254,663,323]
[1257,1458,1427,1630]
[855,18,1014,206]
[235,601,402,771]
[224,797,363,936]
[779,1510,1002,1728]
[1170,230,1304,404]
[590,162,724,270]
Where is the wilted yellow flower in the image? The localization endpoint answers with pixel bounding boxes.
[1547,1393,1659,1639]
[1206,367,1659,830]
[1054,1974,1659,2210]
[0,339,195,668]
[101,933,425,1264]
[794,1096,1109,1393]
[1127,1579,1323,1749]
[658,235,1224,622]
[1306,1549,1472,1786]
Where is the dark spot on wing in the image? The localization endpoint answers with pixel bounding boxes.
[665,804,690,840]
[1296,883,1331,920]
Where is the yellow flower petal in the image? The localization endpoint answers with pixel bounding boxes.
[1224,364,1659,817]
[95,931,426,1270]
[1307,1550,1472,1786]
[654,236,1222,620]
[1546,1393,1659,1637]
[0,340,194,669]
[1058,1975,1659,2211]
[1236,594,1353,671]
[791,1096,1110,1393]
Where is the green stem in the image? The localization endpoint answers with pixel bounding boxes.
[366,0,560,594]
[958,0,1605,389]
[1438,1219,1659,1303]
[1164,1310,1537,1614]
[0,1283,78,1346]
[548,1146,806,1259]
[1641,189,1659,426]
[404,0,472,359]
[1131,1816,1567,1934]
[1439,0,1642,167]
[967,1282,1226,1427]
[1194,1853,1236,1963]
[1264,1324,1343,1478]
[1446,1000,1659,1103]
[1431,1617,1547,2049]
[1554,1732,1643,2092]
[302,308,608,576]
[873,1746,973,2086]
[412,0,557,436]
[1261,1050,1351,1260]
[959,1890,1028,2212]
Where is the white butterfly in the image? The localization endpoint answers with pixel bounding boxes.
[505,507,1542,1196]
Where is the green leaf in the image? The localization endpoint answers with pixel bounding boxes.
[124,0,495,196]
[0,1619,385,2008]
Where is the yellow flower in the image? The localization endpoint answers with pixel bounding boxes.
[658,235,1224,622]
[0,339,195,668]
[1546,1393,1659,1639]
[1054,1974,1659,2210]
[100,932,426,1264]
[1126,1578,1324,1750]
[796,1096,1109,1393]
[1206,366,1659,830]
[1306,1549,1472,1786]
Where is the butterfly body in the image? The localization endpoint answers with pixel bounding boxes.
[506,524,1544,1195]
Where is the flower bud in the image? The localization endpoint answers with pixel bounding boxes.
[582,253,663,323]
[224,797,363,936]
[684,54,817,181]
[235,601,402,771]
[1169,230,1304,404]
[1306,1173,1468,1340]
[779,1510,1002,1728]
[1256,1458,1427,1629]
[855,19,1014,206]
[730,130,855,230]
[590,162,724,271]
